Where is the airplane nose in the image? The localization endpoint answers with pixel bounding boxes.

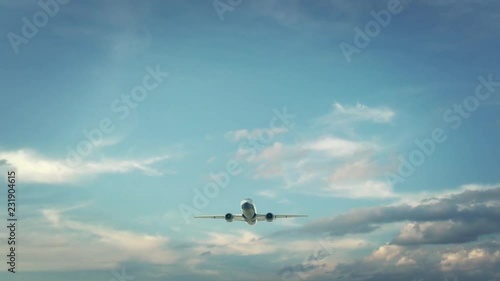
[241,202,252,210]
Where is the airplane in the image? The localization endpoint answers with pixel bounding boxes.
[194,198,308,225]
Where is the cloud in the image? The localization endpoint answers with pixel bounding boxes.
[440,244,500,272]
[322,180,396,199]
[243,137,387,198]
[256,189,278,198]
[279,185,500,280]
[0,149,172,184]
[225,127,288,142]
[321,159,397,198]
[192,230,370,263]
[290,238,371,251]
[275,185,500,280]
[329,241,500,281]
[195,231,279,256]
[247,137,376,174]
[191,227,370,254]
[304,137,376,158]
[8,205,178,271]
[227,102,395,199]
[282,185,500,243]
[318,103,395,125]
[392,219,500,245]
[278,236,373,280]
[253,142,287,162]
[183,231,368,279]
[328,159,388,182]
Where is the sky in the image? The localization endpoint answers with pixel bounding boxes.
[0,0,499,280]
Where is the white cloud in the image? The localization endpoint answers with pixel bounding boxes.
[325,240,500,280]
[238,136,386,197]
[253,142,286,162]
[94,136,123,148]
[367,244,404,262]
[321,160,398,198]
[290,238,371,251]
[194,230,370,258]
[248,137,375,177]
[329,159,387,182]
[256,189,278,198]
[441,247,500,272]
[0,149,172,184]
[225,127,288,142]
[243,135,387,197]
[319,102,395,125]
[304,137,376,158]
[227,102,395,199]
[11,206,177,271]
[195,231,279,256]
[322,180,396,199]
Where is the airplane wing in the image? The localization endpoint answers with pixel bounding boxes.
[274,215,308,219]
[255,214,308,221]
[193,214,246,221]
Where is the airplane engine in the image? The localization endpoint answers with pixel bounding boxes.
[265,212,274,222]
[225,213,234,222]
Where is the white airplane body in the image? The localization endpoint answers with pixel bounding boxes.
[194,198,307,225]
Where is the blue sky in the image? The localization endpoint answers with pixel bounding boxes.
[1,0,499,280]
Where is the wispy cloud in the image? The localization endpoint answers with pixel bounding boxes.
[6,205,177,271]
[328,159,388,182]
[256,189,278,198]
[193,230,370,257]
[322,180,396,199]
[0,149,173,184]
[318,102,395,125]
[195,231,278,256]
[304,136,377,158]
[225,127,288,142]
[244,136,387,198]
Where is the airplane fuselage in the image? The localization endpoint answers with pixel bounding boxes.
[241,198,257,225]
